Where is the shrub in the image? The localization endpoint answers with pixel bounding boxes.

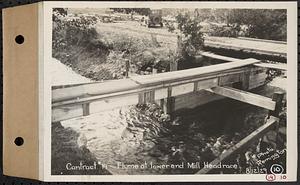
[52,9,98,54]
[174,13,205,70]
[165,21,176,33]
[209,24,239,37]
[175,13,204,58]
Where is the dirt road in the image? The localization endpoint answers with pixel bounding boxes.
[97,21,286,57]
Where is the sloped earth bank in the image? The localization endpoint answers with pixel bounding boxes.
[52,21,177,81]
[52,77,286,175]
[51,58,92,86]
[52,21,228,82]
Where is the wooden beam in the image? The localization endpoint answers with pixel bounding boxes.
[82,103,90,116]
[206,86,276,111]
[269,92,285,117]
[197,52,241,63]
[196,116,279,174]
[52,104,83,122]
[170,59,178,71]
[52,67,251,108]
[130,58,259,86]
[52,62,263,122]
[52,78,140,103]
[199,52,287,71]
[254,63,287,70]
[53,60,254,104]
[204,40,286,58]
[237,37,287,45]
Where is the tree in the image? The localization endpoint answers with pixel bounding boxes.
[174,13,205,69]
[194,9,286,41]
[176,13,204,58]
[110,8,151,16]
[222,9,287,41]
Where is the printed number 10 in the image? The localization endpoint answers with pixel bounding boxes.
[280,175,287,180]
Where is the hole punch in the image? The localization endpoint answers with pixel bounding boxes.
[15,35,24,44]
[14,137,24,146]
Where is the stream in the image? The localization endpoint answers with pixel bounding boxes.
[56,77,286,175]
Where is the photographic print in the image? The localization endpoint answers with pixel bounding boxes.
[45,1,296,181]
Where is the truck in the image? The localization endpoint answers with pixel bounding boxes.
[146,9,163,28]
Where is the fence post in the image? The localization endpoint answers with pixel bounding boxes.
[125,59,130,78]
[152,68,158,74]
[138,93,145,105]
[269,92,284,118]
[264,91,284,150]
[82,103,90,116]
[170,60,178,72]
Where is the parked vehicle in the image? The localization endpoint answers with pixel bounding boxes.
[146,9,163,28]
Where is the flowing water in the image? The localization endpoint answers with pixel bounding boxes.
[58,77,286,175]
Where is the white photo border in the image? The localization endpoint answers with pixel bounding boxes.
[41,1,298,182]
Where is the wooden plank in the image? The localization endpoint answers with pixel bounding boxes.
[82,103,90,116]
[53,63,251,107]
[240,71,250,90]
[205,41,285,57]
[52,69,249,109]
[174,90,224,111]
[52,68,250,109]
[254,63,287,70]
[249,71,268,89]
[195,78,219,91]
[52,86,144,108]
[205,36,286,57]
[171,83,194,96]
[53,94,139,122]
[154,88,168,100]
[165,87,174,115]
[52,78,140,102]
[130,58,259,86]
[199,52,287,71]
[269,92,285,117]
[206,86,276,111]
[52,104,83,122]
[196,116,279,174]
[144,91,155,103]
[237,37,287,44]
[219,73,241,86]
[52,71,264,122]
[89,94,138,114]
[165,68,247,88]
[170,59,178,71]
[138,93,145,105]
[198,52,241,62]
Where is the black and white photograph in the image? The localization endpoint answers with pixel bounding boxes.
[49,3,292,179]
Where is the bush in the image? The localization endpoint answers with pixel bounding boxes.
[175,13,204,58]
[192,9,286,41]
[165,21,176,33]
[52,9,98,54]
[173,13,205,70]
[221,9,286,41]
[209,24,239,37]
